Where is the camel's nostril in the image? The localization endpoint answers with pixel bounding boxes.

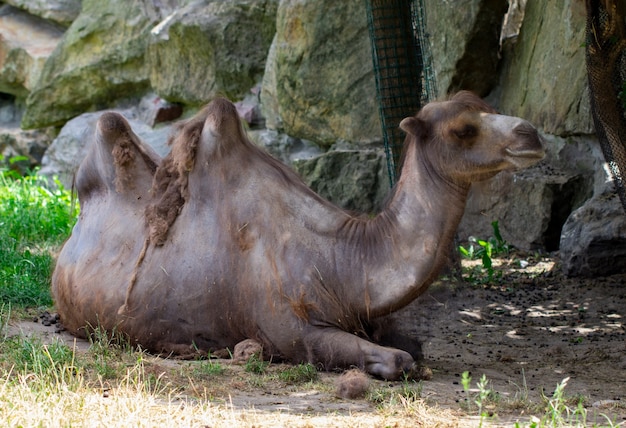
[513,122,543,150]
[513,122,538,137]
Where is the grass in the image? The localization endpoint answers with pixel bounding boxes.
[0,159,77,307]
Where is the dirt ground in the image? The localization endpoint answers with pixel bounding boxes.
[10,252,626,426]
[397,253,626,424]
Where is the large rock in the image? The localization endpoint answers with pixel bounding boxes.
[0,96,51,174]
[560,189,626,277]
[148,0,277,105]
[424,0,508,97]
[496,0,593,135]
[293,150,389,213]
[0,5,64,99]
[3,0,82,27]
[248,129,322,165]
[21,0,171,129]
[261,0,381,147]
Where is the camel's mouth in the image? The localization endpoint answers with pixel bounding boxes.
[504,147,546,168]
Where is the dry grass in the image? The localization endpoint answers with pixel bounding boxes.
[0,333,462,428]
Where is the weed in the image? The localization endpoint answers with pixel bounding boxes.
[278,363,318,384]
[190,357,225,378]
[461,371,472,411]
[244,354,269,374]
[461,372,498,427]
[0,303,10,340]
[459,220,510,283]
[86,323,132,379]
[1,335,77,382]
[540,377,589,427]
[368,376,422,407]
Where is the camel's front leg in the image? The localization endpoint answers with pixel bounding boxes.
[303,327,415,380]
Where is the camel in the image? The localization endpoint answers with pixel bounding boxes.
[52,92,544,380]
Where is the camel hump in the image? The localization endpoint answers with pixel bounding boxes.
[204,97,245,142]
[96,112,133,143]
[77,111,160,197]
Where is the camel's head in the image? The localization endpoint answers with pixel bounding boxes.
[399,91,545,185]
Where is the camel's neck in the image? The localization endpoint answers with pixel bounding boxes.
[336,143,469,317]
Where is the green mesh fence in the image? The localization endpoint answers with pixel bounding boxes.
[366,0,436,186]
[585,0,626,213]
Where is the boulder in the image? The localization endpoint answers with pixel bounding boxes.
[148,0,277,105]
[0,96,51,174]
[3,0,82,27]
[496,0,593,135]
[560,189,626,277]
[248,129,322,166]
[424,0,509,97]
[0,5,64,99]
[260,0,381,147]
[21,0,170,129]
[293,149,389,214]
[38,109,172,188]
[137,93,183,127]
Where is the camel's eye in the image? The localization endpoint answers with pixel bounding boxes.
[453,124,478,140]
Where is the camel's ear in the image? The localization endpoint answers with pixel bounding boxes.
[400,117,428,139]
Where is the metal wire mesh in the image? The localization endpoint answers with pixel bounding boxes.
[366,0,436,185]
[585,0,626,212]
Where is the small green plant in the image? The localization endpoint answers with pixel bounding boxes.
[461,372,496,427]
[191,358,225,377]
[86,323,132,379]
[244,354,268,374]
[459,220,509,283]
[278,363,318,384]
[0,303,10,341]
[368,376,422,407]
[540,377,589,427]
[461,371,473,410]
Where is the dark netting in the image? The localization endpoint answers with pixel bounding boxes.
[366,0,436,185]
[585,0,626,212]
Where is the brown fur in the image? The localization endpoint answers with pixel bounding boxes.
[144,113,205,246]
[335,369,370,399]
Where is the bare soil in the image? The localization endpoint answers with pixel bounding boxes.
[398,253,626,425]
[10,252,626,426]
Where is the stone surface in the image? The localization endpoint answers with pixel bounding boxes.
[425,0,508,97]
[0,5,64,99]
[21,0,169,129]
[0,127,51,173]
[260,0,381,147]
[3,0,82,26]
[138,93,183,127]
[0,95,51,173]
[293,150,389,214]
[496,0,593,135]
[38,109,172,188]
[248,129,322,166]
[560,189,626,277]
[148,0,277,105]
